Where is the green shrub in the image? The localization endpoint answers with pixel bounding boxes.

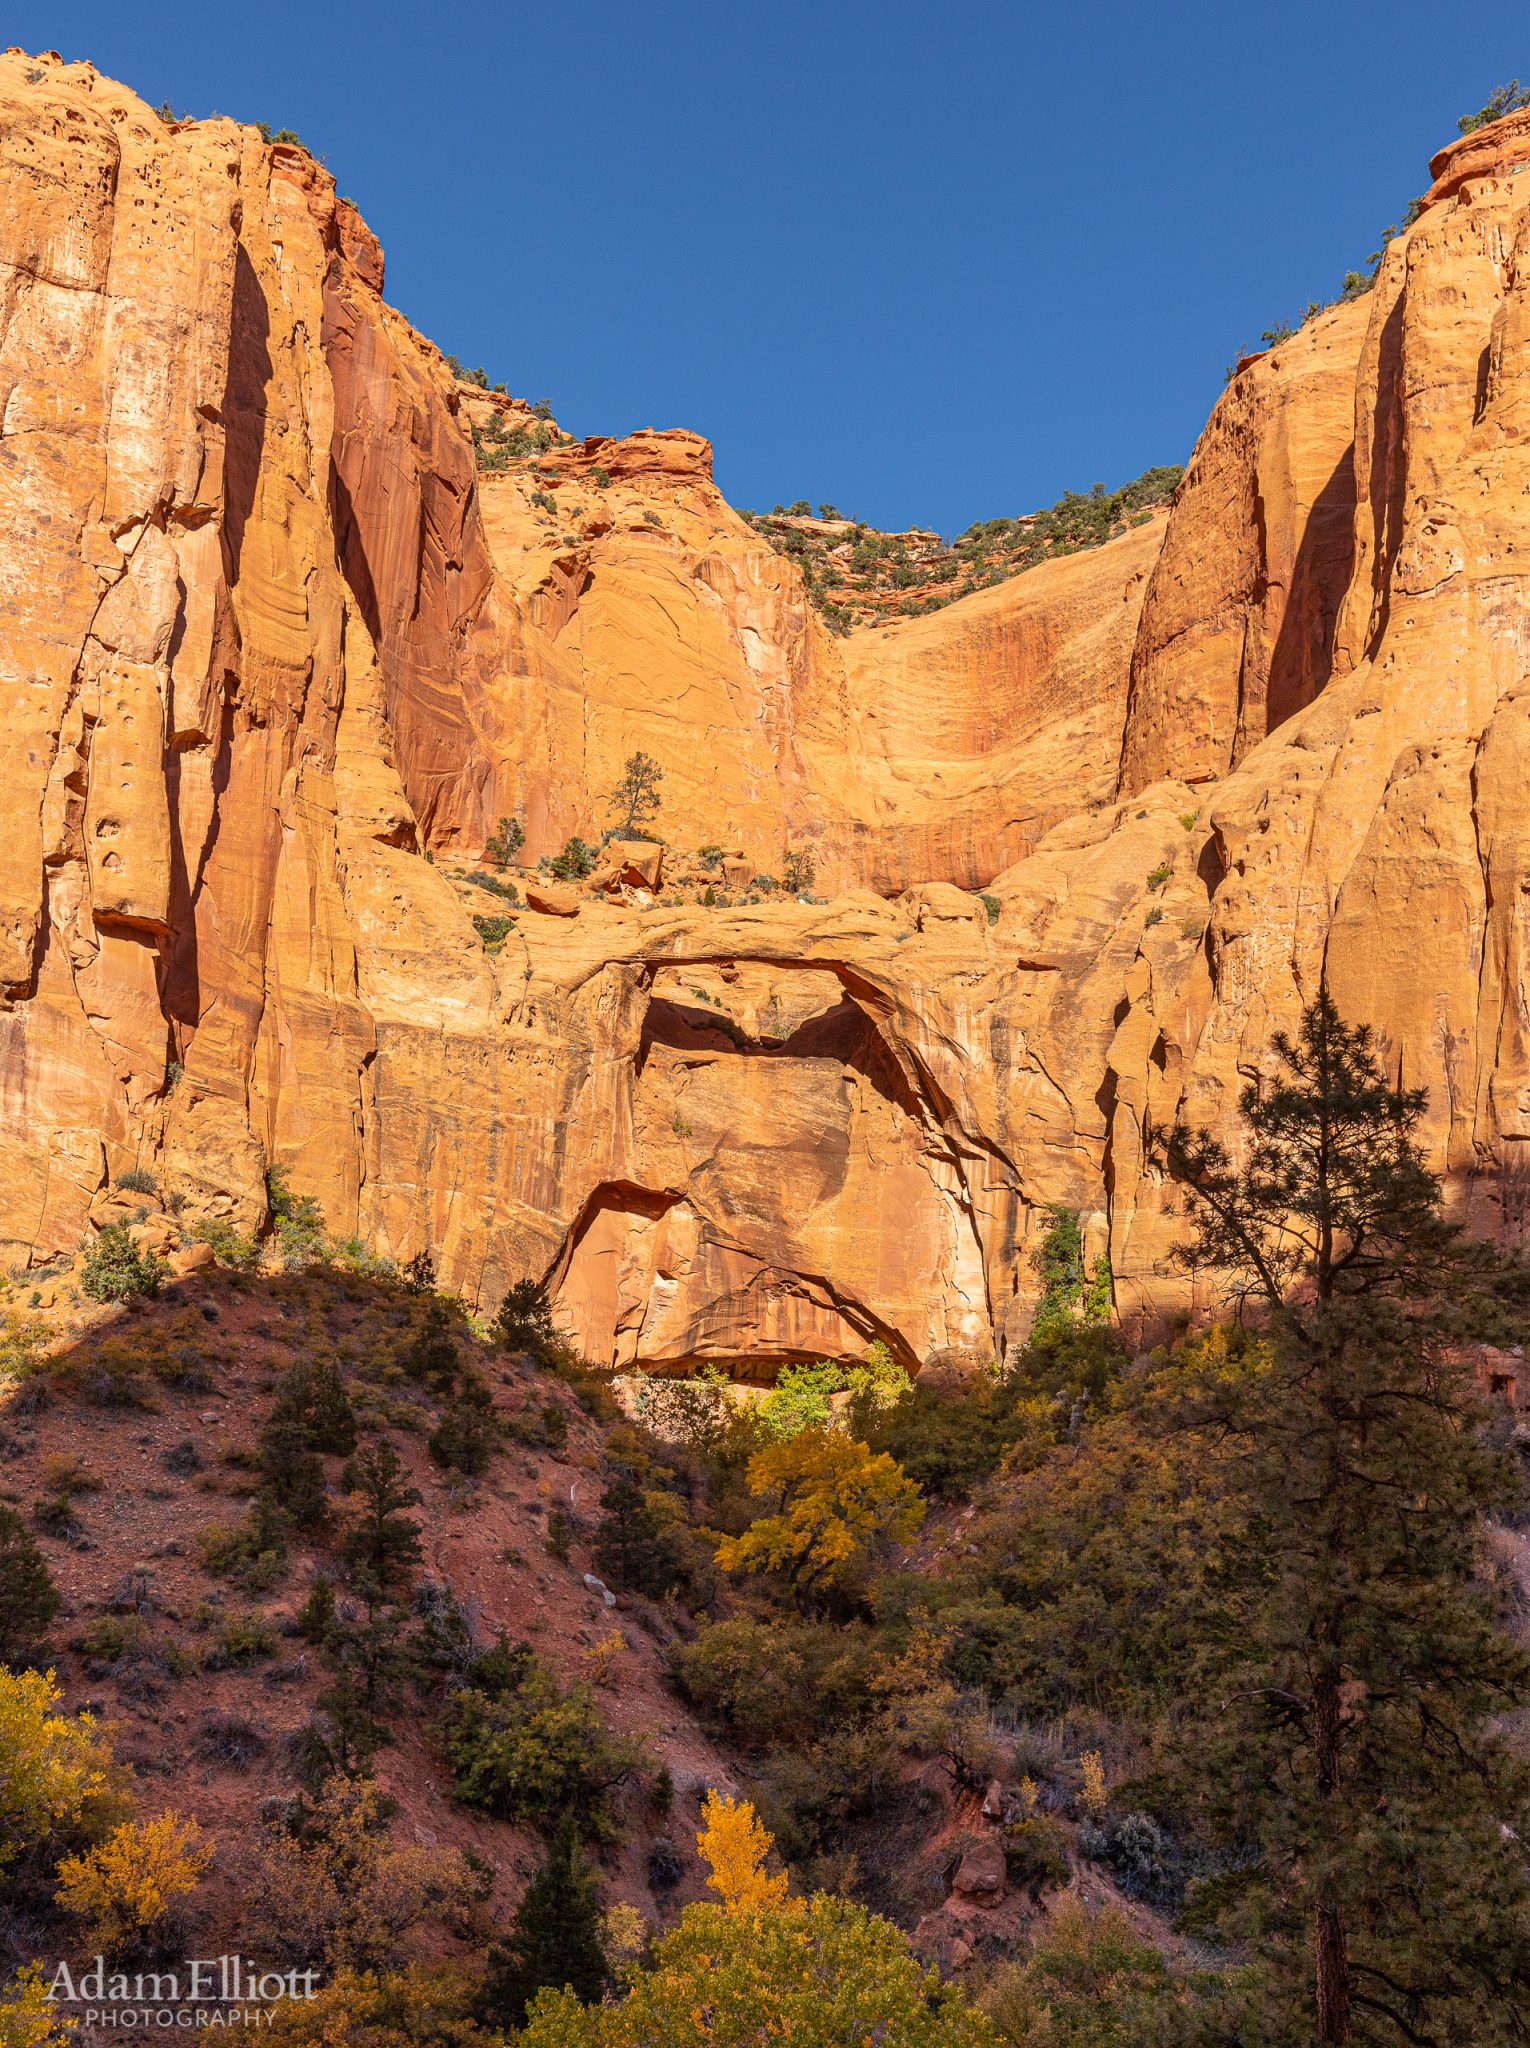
[73,1615,149,1669]
[192,1215,261,1269]
[1459,80,1530,132]
[438,1640,642,1831]
[980,1898,1189,2043]
[33,1494,79,1539]
[0,1505,60,1665]
[472,913,516,946]
[268,1165,330,1268]
[504,1398,568,1451]
[782,848,816,895]
[760,1362,844,1439]
[196,1499,288,1593]
[1000,1814,1072,1897]
[1030,1207,1113,1339]
[428,1373,503,1476]
[465,871,519,904]
[675,1617,877,1751]
[546,837,597,882]
[206,1610,279,1667]
[979,894,1001,925]
[270,1359,358,1457]
[81,1224,163,1303]
[115,1167,157,1196]
[1077,1809,1184,1908]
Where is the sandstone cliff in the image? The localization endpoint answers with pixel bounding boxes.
[4,48,1530,1373]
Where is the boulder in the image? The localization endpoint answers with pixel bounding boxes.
[168,1241,216,1277]
[605,839,663,889]
[951,1834,1007,1905]
[524,881,581,917]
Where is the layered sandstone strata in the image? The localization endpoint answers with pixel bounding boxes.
[5,48,1530,1373]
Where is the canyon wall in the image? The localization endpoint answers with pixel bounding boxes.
[4,48,1530,1368]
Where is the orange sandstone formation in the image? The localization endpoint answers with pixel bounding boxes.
[4,48,1530,1372]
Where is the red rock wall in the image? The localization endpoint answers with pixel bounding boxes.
[6,51,1530,1369]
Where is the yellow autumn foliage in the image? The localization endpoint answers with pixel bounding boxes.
[55,1811,211,1952]
[0,1967,74,2048]
[0,1667,122,1868]
[714,1429,924,1606]
[696,1791,790,1915]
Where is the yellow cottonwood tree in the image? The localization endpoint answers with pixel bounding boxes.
[0,1668,120,1869]
[55,1812,211,1952]
[521,1774,995,2044]
[696,1792,789,1915]
[518,1893,997,2047]
[714,1430,924,1610]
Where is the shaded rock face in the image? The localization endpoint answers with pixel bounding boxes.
[1118,299,1369,792]
[4,49,1530,1370]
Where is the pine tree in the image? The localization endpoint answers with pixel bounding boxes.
[485,815,525,868]
[398,1298,459,1394]
[256,1407,328,1529]
[0,1506,60,1667]
[592,1475,683,1596]
[296,1360,358,1456]
[476,1819,607,2031]
[428,1370,502,1477]
[296,1574,338,1647]
[309,1662,383,1778]
[495,1278,555,1358]
[340,1442,423,1592]
[1158,988,1530,2044]
[402,1249,436,1294]
[607,750,663,839]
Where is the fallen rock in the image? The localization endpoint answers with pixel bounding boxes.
[951,1834,1007,1905]
[605,839,663,890]
[524,882,582,917]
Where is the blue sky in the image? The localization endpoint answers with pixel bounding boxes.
[14,2,1525,534]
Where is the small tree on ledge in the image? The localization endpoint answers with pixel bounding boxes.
[608,751,664,840]
[486,815,525,869]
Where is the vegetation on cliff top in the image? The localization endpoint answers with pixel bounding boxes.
[1232,82,1525,379]
[740,464,1183,633]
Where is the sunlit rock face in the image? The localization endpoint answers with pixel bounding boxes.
[4,50,1530,1364]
